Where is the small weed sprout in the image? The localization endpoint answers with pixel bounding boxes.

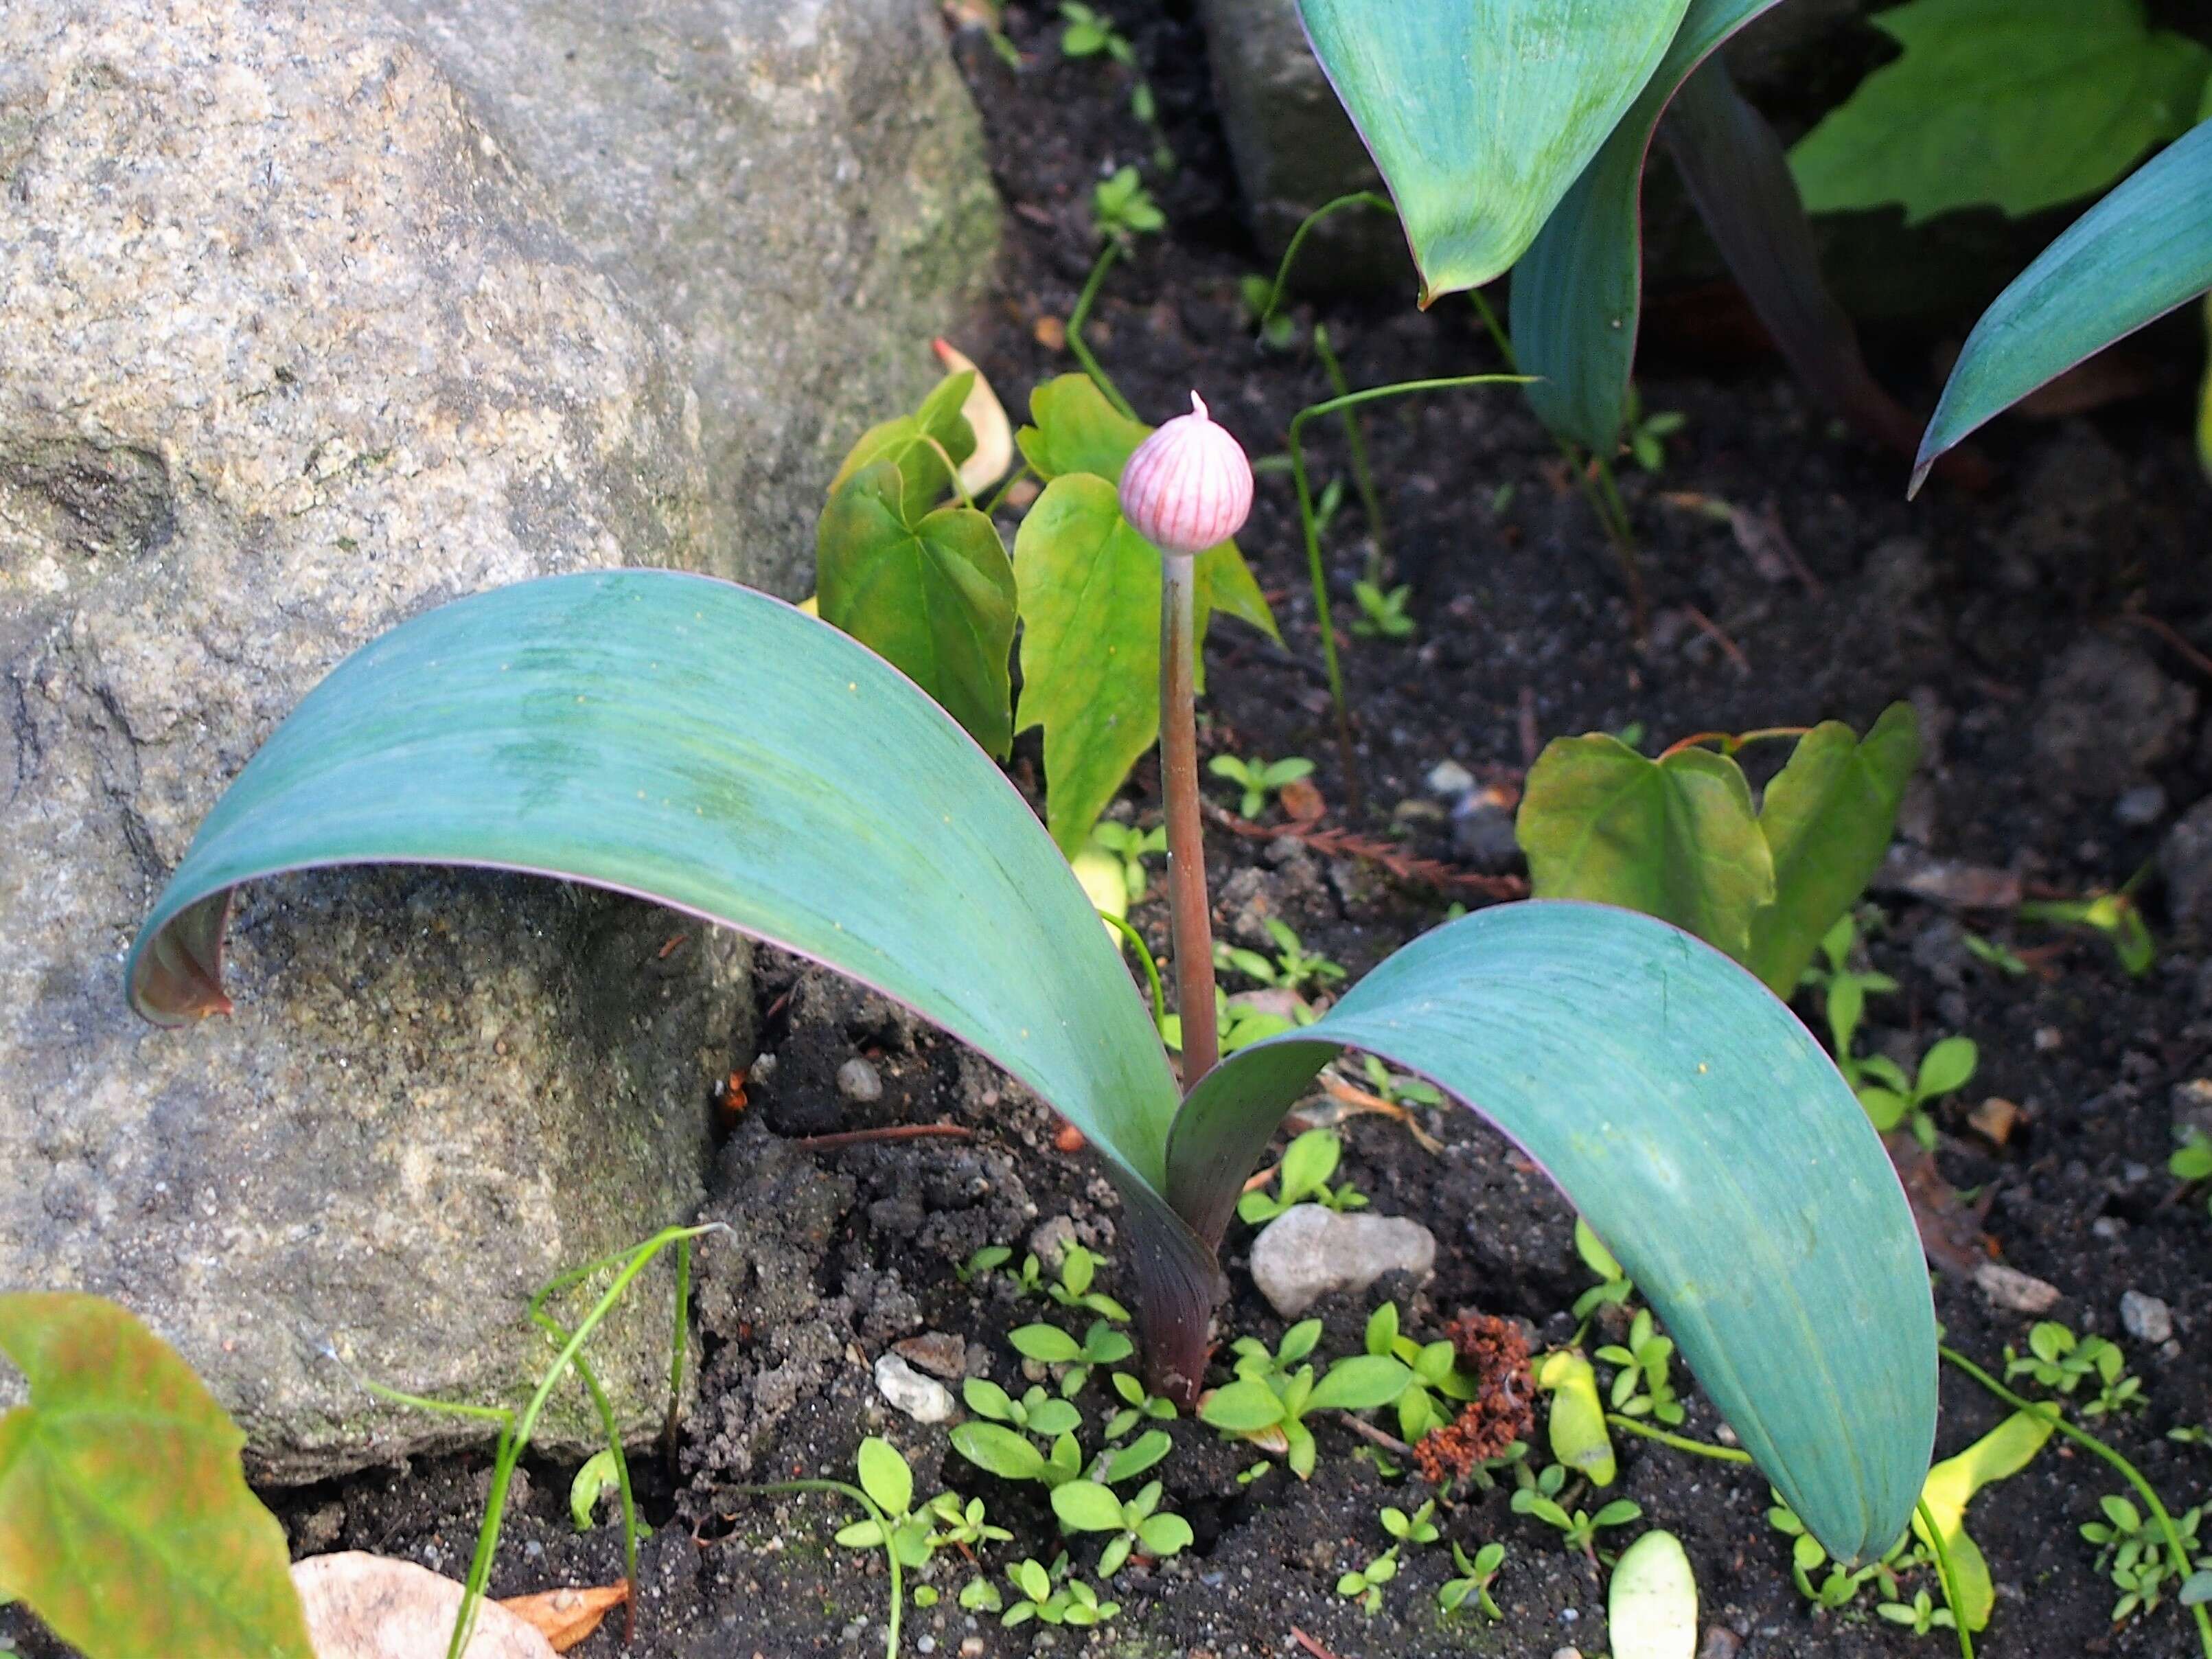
[2174,1128,2212,1222]
[1622,389,1687,474]
[1239,274,1300,350]
[1511,1463,1641,1562]
[1105,1371,1178,1440]
[958,1575,1002,1614]
[1092,167,1164,241]
[1050,1478,1195,1576]
[1336,1546,1399,1613]
[1237,1128,1367,1224]
[1363,1301,1479,1441]
[1207,753,1316,819]
[1439,1540,1508,1621]
[1876,1588,1956,1635]
[1002,1556,1120,1628]
[2084,1494,2204,1622]
[1570,1218,1635,1324]
[1855,1034,1978,1152]
[2004,1322,2143,1417]
[1597,1307,1684,1426]
[835,1439,934,1568]
[925,1493,1011,1554]
[1087,821,1166,904]
[961,1376,1082,1439]
[1050,1243,1132,1322]
[1356,1053,1442,1108]
[1382,1498,1442,1548]
[1769,1494,1915,1611]
[1201,1328,1410,1478]
[2019,887,2157,978]
[1804,914,1898,1095]
[957,1243,1011,1284]
[1216,917,1345,995]
[1011,1318,1134,1397]
[1351,580,1416,639]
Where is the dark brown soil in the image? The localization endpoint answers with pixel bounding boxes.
[12,5,2211,1658]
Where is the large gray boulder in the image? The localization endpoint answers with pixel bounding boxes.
[0,0,995,1480]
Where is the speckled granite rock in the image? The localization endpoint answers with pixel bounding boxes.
[0,0,994,1479]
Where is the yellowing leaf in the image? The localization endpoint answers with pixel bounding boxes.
[1536,1349,1617,1487]
[932,340,1013,496]
[0,1293,314,1659]
[1912,1408,2056,1631]
[498,1583,629,1653]
[1609,1529,1698,1659]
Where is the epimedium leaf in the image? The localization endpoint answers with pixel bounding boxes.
[1788,0,2212,225]
[0,1292,314,1659]
[120,570,1216,1382]
[1915,117,2212,491]
[1513,0,1794,452]
[1517,735,1775,960]
[1164,902,1937,1565]
[816,461,1017,759]
[1015,474,1165,854]
[831,371,979,525]
[1742,704,1920,998]
[1295,0,1694,303]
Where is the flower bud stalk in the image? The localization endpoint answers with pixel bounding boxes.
[1157,549,1218,1090]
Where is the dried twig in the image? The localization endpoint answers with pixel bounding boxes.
[1331,1410,1413,1458]
[1315,1071,1446,1154]
[1289,1628,1345,1659]
[1679,604,1751,674]
[2121,612,2212,684]
[1203,803,1526,900]
[783,1124,976,1152]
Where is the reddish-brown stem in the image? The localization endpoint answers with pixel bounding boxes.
[783,1124,975,1152]
[1160,551,1219,1089]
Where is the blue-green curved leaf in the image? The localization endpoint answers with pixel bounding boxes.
[1166,900,1935,1564]
[1512,0,1790,450]
[1297,0,1692,303]
[1915,117,2212,492]
[122,570,1215,1342]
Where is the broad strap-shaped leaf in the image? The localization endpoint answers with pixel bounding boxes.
[1513,0,1790,451]
[1744,705,1920,998]
[1297,0,1692,302]
[1787,0,2211,225]
[816,460,1017,758]
[1915,117,2212,491]
[0,1293,314,1658]
[1164,902,1937,1564]
[122,571,1215,1342]
[1517,735,1775,959]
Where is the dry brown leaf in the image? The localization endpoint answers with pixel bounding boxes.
[1277,777,1326,823]
[498,1583,630,1653]
[1033,314,1068,350]
[293,1553,556,1659]
[1968,1096,2020,1147]
[931,339,1012,496]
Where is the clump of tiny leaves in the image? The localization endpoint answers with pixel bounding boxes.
[1237,1127,1367,1224]
[1208,753,1315,819]
[1512,1463,1641,1562]
[1051,1477,1195,1576]
[1011,1317,1134,1397]
[1598,1307,1683,1427]
[2084,1494,2205,1623]
[1200,1318,1410,1478]
[2005,1322,2143,1419]
[1363,1301,1482,1443]
[1438,1540,1508,1621]
[1337,1500,1440,1614]
[1000,1555,1120,1628]
[1215,918,1346,996]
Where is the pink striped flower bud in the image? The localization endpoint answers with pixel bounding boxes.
[1118,392,1254,556]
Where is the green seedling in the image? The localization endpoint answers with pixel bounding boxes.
[1095,1426,1174,1485]
[958,1575,1003,1614]
[1383,1498,1442,1548]
[1623,389,1686,473]
[2084,1494,2205,1623]
[924,1492,1012,1554]
[2005,1322,2142,1417]
[1439,1541,1508,1621]
[961,1377,1083,1440]
[1855,1033,1977,1152]
[1050,1478,1194,1576]
[1214,917,1345,995]
[570,1448,652,1539]
[1201,1340,1410,1479]
[1877,1588,1956,1635]
[1355,1053,1442,1108]
[1511,1463,1641,1562]
[952,1415,1086,1490]
[1057,1,1133,67]
[1161,985,1317,1057]
[1011,1318,1134,1397]
[1086,822,1166,904]
[1963,933,2030,977]
[1002,1556,1120,1628]
[1208,753,1316,819]
[1771,1498,1889,1610]
[1571,1217,1636,1323]
[2019,887,2156,978]
[1050,1244,1131,1321]
[1236,1128,1367,1224]
[1336,1546,1400,1614]
[1363,1301,1480,1441]
[1092,167,1164,241]
[1105,1371,1177,1440]
[1597,1307,1683,1427]
[2174,1128,2212,1222]
[957,1243,1012,1284]
[1239,273,1300,350]
[1351,580,1416,639]
[833,1439,938,1568]
[1806,913,1900,1095]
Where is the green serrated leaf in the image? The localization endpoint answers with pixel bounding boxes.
[0,1294,314,1659]
[1517,735,1775,959]
[1790,0,2212,223]
[816,464,1015,759]
[1744,705,1920,997]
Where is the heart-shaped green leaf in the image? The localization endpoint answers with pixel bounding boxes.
[1511,0,1793,450]
[1744,705,1920,997]
[1517,735,1775,959]
[1296,0,1692,301]
[0,1293,314,1659]
[1915,117,2212,490]
[1165,902,1937,1564]
[816,462,1017,758]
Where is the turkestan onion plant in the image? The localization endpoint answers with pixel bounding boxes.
[126,389,1933,1568]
